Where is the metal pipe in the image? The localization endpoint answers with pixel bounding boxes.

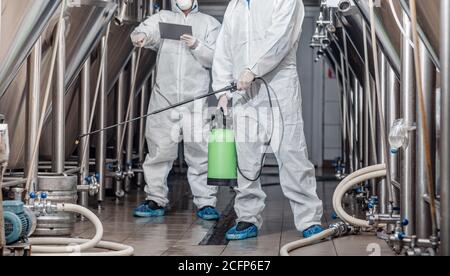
[343,30,355,173]
[0,167,4,255]
[363,76,369,177]
[3,177,25,182]
[64,168,81,175]
[353,77,360,171]
[349,77,355,173]
[1,179,28,188]
[333,59,346,173]
[26,37,42,194]
[96,36,108,203]
[52,20,66,174]
[440,0,450,256]
[340,53,350,173]
[378,53,388,214]
[353,0,401,75]
[415,42,436,239]
[137,83,149,187]
[370,79,378,196]
[125,52,137,193]
[39,165,77,170]
[387,64,400,207]
[424,195,441,211]
[362,23,371,184]
[41,160,97,166]
[79,57,91,208]
[341,79,348,172]
[371,79,378,168]
[115,71,126,197]
[399,0,440,70]
[401,11,416,236]
[358,82,364,171]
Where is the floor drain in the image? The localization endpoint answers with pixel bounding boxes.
[200,195,237,246]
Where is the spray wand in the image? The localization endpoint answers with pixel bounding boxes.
[75,84,238,144]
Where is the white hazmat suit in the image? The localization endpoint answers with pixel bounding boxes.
[132,0,221,209]
[212,0,323,232]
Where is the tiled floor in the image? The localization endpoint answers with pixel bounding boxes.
[71,173,395,256]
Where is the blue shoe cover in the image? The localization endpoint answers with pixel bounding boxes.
[197,207,220,221]
[133,202,165,218]
[226,224,258,240]
[303,225,324,238]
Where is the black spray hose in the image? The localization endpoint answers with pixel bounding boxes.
[237,77,281,182]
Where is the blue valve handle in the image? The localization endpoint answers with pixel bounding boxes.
[107,163,114,171]
[369,197,379,204]
[396,232,406,240]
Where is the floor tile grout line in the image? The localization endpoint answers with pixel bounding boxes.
[277,196,288,256]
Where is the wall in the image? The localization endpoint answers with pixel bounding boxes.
[299,7,341,167]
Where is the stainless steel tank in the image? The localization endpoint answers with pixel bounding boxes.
[34,174,78,236]
[410,0,440,57]
[1,0,117,168]
[327,0,441,84]
[0,0,61,96]
[1,0,160,169]
[0,0,61,169]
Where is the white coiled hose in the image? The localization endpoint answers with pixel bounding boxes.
[280,164,387,256]
[332,165,387,228]
[280,228,336,256]
[30,239,134,256]
[29,203,134,256]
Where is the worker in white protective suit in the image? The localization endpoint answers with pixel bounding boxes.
[131,0,222,220]
[213,0,324,240]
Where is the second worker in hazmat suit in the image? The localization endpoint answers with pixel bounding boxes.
[213,0,324,240]
[131,0,222,220]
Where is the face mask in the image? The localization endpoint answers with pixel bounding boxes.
[176,0,193,11]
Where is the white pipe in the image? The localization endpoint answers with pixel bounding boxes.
[333,164,386,196]
[30,239,134,256]
[29,204,134,256]
[30,203,103,253]
[388,0,414,48]
[280,228,335,256]
[333,169,387,228]
[280,164,387,256]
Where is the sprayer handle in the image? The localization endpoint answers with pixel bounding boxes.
[220,108,227,128]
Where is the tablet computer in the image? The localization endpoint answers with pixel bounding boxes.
[159,22,193,41]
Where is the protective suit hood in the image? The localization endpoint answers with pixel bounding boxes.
[171,0,199,14]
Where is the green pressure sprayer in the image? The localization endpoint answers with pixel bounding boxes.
[207,108,238,187]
